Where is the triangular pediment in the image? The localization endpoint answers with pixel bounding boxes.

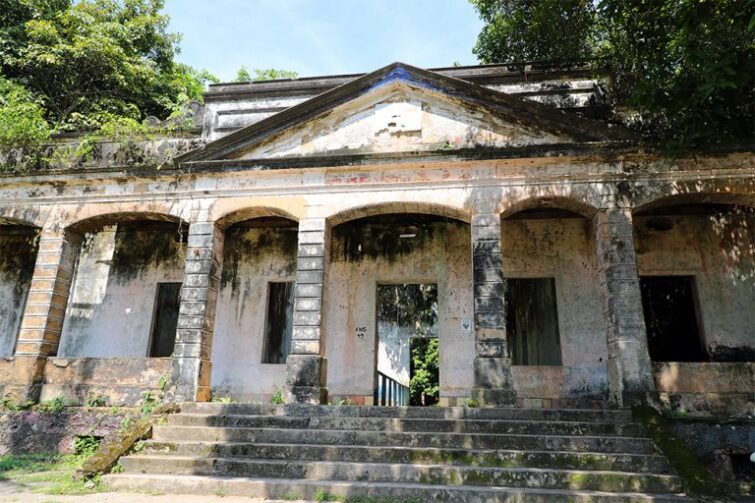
[179,63,632,163]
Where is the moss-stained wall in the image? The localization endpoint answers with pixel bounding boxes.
[635,211,755,360]
[502,217,608,401]
[0,226,39,357]
[212,222,298,401]
[325,216,473,402]
[58,223,186,357]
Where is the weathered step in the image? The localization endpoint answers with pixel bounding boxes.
[119,456,684,493]
[143,441,673,473]
[104,473,695,502]
[181,402,633,423]
[168,413,647,436]
[152,425,659,454]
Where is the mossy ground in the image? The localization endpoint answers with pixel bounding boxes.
[0,453,102,495]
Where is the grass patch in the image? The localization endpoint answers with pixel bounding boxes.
[0,453,102,495]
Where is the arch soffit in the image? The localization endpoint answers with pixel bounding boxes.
[214,207,300,231]
[634,191,755,215]
[500,195,599,220]
[327,202,471,227]
[66,211,186,234]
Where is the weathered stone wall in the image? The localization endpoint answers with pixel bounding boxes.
[40,357,172,405]
[0,227,39,356]
[635,212,755,357]
[502,217,609,401]
[58,225,186,357]
[212,223,298,401]
[0,408,139,455]
[324,218,473,404]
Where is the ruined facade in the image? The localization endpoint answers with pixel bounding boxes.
[0,62,752,418]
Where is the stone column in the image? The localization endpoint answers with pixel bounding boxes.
[286,217,328,404]
[172,220,224,402]
[470,212,516,406]
[593,208,655,407]
[10,228,82,402]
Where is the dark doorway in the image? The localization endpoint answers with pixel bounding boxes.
[149,282,182,357]
[506,278,562,365]
[640,276,706,361]
[262,281,294,364]
[375,283,438,406]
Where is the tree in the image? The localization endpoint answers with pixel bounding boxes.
[597,0,754,146]
[0,76,51,150]
[470,0,754,146]
[234,65,298,82]
[471,0,597,63]
[0,0,210,130]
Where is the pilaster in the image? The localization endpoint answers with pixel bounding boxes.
[593,208,655,406]
[9,229,81,402]
[286,217,328,404]
[470,212,516,406]
[172,220,224,402]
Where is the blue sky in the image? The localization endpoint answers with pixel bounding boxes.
[164,0,484,82]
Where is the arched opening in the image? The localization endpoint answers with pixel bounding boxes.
[325,207,472,407]
[58,213,188,359]
[634,196,755,364]
[212,213,299,402]
[501,200,607,405]
[0,217,40,357]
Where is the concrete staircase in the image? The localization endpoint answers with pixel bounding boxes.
[104,403,695,502]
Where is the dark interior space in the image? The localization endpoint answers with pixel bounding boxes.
[149,282,182,357]
[262,281,294,364]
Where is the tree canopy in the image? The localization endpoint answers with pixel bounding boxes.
[234,66,298,83]
[471,0,755,147]
[0,0,215,134]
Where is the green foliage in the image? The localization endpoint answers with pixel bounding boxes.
[84,392,107,408]
[270,386,285,405]
[0,395,34,411]
[471,0,597,63]
[0,453,103,495]
[597,0,754,146]
[0,0,214,130]
[234,65,298,82]
[139,390,161,415]
[409,338,440,406]
[470,0,754,146]
[0,76,52,150]
[73,435,101,456]
[38,396,66,413]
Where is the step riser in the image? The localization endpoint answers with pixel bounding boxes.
[119,457,682,494]
[143,441,672,473]
[168,415,646,436]
[181,403,632,423]
[104,475,693,502]
[152,426,657,454]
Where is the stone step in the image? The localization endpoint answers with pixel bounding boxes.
[181,402,633,423]
[143,441,673,473]
[119,455,683,493]
[168,413,647,436]
[104,473,695,502]
[152,425,659,454]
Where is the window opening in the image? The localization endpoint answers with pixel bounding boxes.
[149,282,182,357]
[506,278,562,365]
[262,281,295,364]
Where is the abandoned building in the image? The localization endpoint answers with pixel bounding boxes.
[0,62,753,500]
